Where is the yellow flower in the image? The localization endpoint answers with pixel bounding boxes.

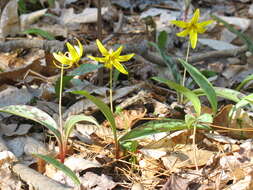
[53,38,83,69]
[88,39,135,74]
[171,9,213,49]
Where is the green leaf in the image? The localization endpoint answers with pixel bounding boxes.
[179,59,217,114]
[211,14,253,53]
[23,28,55,40]
[236,74,253,91]
[157,31,167,50]
[64,114,100,140]
[0,105,61,141]
[198,113,213,123]
[68,63,102,76]
[235,93,253,109]
[153,77,201,116]
[193,87,245,103]
[119,119,211,142]
[55,76,74,98]
[71,91,117,140]
[34,154,80,185]
[18,0,27,14]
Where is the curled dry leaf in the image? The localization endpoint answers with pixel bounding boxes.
[214,104,253,139]
[103,108,146,130]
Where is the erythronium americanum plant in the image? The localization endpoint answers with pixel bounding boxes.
[0,39,101,186]
[171,9,214,102]
[88,39,135,112]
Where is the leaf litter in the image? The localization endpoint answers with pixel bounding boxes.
[1,0,253,190]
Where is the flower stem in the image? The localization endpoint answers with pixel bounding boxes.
[109,68,113,112]
[180,41,190,103]
[59,65,65,163]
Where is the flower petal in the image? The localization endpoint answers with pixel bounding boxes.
[198,20,214,28]
[190,30,198,49]
[113,46,123,57]
[112,60,128,74]
[75,38,83,57]
[53,52,72,66]
[118,53,135,62]
[87,55,106,63]
[191,9,200,24]
[96,39,109,56]
[66,42,79,62]
[176,29,190,37]
[53,61,72,69]
[196,24,206,34]
[171,20,188,28]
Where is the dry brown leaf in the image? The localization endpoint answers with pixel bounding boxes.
[214,105,253,139]
[162,174,189,190]
[103,108,146,130]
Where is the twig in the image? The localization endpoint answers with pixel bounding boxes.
[0,39,248,67]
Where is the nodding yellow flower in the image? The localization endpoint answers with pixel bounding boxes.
[88,39,135,74]
[171,9,214,49]
[53,38,83,69]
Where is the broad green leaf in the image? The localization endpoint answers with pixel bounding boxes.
[69,63,102,76]
[119,119,211,142]
[179,59,217,114]
[185,114,196,128]
[193,87,245,103]
[158,31,167,50]
[34,154,80,185]
[64,114,100,140]
[23,28,55,40]
[236,74,253,91]
[153,77,201,116]
[0,105,61,140]
[71,91,117,140]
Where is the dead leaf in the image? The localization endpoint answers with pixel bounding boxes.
[162,174,189,190]
[0,0,20,38]
[103,108,146,130]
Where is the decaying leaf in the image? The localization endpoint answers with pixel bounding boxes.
[214,105,253,139]
[103,108,146,130]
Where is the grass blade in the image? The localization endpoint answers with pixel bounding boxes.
[23,28,55,40]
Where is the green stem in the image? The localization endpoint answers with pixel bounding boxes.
[59,65,65,163]
[180,41,191,103]
[109,68,113,112]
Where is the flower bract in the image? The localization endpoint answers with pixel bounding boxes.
[171,9,213,49]
[88,39,135,74]
[53,38,83,69]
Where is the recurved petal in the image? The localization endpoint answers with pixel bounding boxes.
[176,29,190,37]
[190,30,198,49]
[53,61,72,69]
[53,52,72,66]
[66,42,79,62]
[118,53,135,62]
[198,20,214,28]
[113,46,123,57]
[75,38,83,57]
[112,60,128,74]
[191,9,200,24]
[171,20,188,28]
[87,55,106,63]
[96,39,109,56]
[196,24,206,34]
